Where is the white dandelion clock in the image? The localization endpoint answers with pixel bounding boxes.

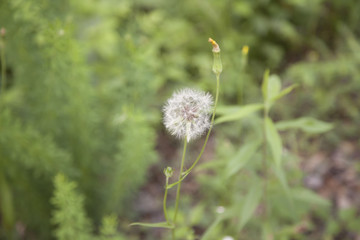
[163,88,213,142]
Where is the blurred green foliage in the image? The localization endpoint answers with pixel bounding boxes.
[0,0,359,239]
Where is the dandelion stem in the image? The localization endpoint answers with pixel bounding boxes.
[163,177,170,224]
[183,74,220,176]
[262,106,269,224]
[172,138,187,239]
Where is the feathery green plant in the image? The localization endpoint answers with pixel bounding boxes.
[52,174,125,240]
[0,0,158,238]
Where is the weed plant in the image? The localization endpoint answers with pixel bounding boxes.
[130,38,222,240]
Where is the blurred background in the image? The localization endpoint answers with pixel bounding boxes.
[0,0,360,239]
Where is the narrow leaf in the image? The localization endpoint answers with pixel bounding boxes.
[267,75,282,101]
[292,188,330,206]
[273,84,298,101]
[238,183,263,231]
[196,160,225,171]
[276,117,333,134]
[225,139,262,178]
[129,222,174,229]
[215,104,263,124]
[216,105,242,115]
[265,117,282,166]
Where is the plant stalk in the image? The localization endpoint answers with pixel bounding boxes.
[262,106,269,224]
[172,138,187,239]
[163,177,170,224]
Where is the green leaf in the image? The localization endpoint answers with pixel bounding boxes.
[272,84,298,101]
[196,160,225,171]
[267,75,282,101]
[225,139,262,178]
[129,222,174,229]
[276,117,333,134]
[215,104,263,124]
[238,183,263,231]
[265,117,282,166]
[216,105,243,115]
[292,188,330,206]
[261,69,270,101]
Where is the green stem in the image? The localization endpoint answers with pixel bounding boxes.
[172,138,188,239]
[163,177,169,224]
[0,39,5,96]
[238,60,245,105]
[182,74,220,176]
[262,106,269,223]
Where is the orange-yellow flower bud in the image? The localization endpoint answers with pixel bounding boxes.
[242,45,249,56]
[208,37,222,76]
[208,38,220,53]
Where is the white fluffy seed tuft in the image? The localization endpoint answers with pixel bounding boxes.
[163,88,213,142]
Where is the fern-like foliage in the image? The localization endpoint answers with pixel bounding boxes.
[98,215,124,240]
[52,175,125,240]
[0,0,159,238]
[52,174,93,240]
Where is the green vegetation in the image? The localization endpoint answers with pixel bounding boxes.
[0,0,359,239]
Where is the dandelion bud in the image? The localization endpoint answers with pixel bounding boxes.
[208,38,222,76]
[241,45,249,70]
[163,167,174,178]
[163,88,213,142]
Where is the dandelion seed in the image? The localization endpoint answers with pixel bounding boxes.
[163,88,213,142]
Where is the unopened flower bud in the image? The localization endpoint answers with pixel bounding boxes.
[208,38,222,76]
[242,45,249,56]
[164,167,174,178]
[241,45,249,70]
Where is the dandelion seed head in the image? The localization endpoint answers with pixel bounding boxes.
[163,88,213,142]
